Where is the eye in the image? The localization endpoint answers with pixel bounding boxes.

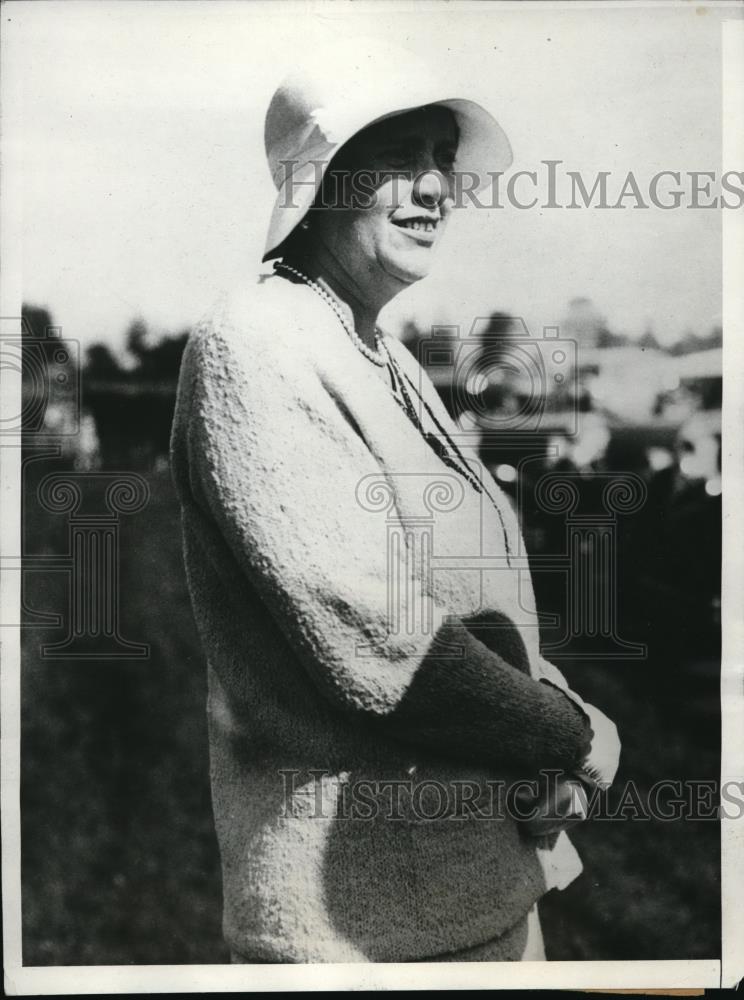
[436,146,457,173]
[380,146,414,169]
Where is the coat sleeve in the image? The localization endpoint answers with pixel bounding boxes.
[183,317,594,775]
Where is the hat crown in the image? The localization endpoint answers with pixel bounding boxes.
[264,46,442,188]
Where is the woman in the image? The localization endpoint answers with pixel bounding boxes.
[170,51,620,963]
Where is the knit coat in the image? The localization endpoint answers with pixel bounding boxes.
[170,273,597,963]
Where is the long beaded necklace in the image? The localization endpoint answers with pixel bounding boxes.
[385,348,514,562]
[273,259,513,561]
[273,261,387,366]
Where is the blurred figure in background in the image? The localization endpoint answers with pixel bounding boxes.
[632,411,721,666]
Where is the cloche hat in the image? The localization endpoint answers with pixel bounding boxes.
[262,44,512,261]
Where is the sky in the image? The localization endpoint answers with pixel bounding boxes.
[6,1,737,355]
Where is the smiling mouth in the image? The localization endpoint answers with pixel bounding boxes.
[392,217,441,246]
[393,218,439,233]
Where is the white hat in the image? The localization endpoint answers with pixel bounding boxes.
[262,45,512,261]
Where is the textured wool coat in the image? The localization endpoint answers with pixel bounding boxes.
[170,272,600,963]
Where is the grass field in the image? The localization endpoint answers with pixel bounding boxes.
[20,463,720,964]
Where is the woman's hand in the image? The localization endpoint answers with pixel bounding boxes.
[535,657,622,791]
[516,775,589,839]
[580,703,621,789]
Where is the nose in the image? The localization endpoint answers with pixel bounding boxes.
[412,168,450,212]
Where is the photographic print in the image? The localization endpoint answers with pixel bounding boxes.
[1,0,742,992]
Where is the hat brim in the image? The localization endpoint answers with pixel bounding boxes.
[262,97,512,262]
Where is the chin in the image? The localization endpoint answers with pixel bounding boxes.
[381,250,434,287]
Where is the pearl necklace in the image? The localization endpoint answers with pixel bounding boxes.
[273,261,387,367]
[273,262,513,561]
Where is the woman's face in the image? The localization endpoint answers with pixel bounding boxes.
[309,106,459,297]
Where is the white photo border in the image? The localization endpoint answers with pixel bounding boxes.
[2,1,742,993]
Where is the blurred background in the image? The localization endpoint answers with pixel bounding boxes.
[11,1,727,966]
